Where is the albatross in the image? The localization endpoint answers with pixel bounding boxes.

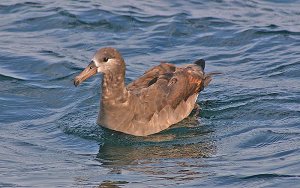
[74,47,214,136]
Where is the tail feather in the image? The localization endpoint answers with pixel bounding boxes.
[194,59,221,88]
[194,59,205,70]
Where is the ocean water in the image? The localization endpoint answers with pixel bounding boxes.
[0,0,300,187]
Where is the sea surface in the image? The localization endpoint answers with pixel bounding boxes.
[0,0,300,187]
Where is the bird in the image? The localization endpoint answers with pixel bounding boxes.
[74,47,214,136]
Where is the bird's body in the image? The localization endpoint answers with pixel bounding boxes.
[74,47,213,136]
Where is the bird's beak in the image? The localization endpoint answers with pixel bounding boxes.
[74,61,97,87]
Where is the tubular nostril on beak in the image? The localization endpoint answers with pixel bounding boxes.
[73,60,98,87]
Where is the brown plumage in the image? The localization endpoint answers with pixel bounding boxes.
[74,47,214,136]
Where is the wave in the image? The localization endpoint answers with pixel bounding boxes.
[242,173,300,179]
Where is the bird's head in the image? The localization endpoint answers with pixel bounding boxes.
[74,47,124,87]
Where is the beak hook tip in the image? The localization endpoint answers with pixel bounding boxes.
[74,79,80,87]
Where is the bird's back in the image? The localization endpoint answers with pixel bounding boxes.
[116,59,212,136]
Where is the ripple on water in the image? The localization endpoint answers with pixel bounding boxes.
[1,0,300,187]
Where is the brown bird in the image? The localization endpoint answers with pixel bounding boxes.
[74,47,214,136]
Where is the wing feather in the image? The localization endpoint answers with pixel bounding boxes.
[128,62,209,123]
[127,62,176,93]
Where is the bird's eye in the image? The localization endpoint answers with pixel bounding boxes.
[90,60,95,69]
[103,57,109,62]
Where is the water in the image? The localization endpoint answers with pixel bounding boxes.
[0,0,299,187]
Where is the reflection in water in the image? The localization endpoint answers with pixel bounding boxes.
[97,180,128,188]
[96,115,216,183]
[97,140,215,166]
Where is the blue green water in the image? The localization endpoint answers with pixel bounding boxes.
[1,0,300,187]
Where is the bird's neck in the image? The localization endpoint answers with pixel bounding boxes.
[98,66,129,125]
[100,67,128,103]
